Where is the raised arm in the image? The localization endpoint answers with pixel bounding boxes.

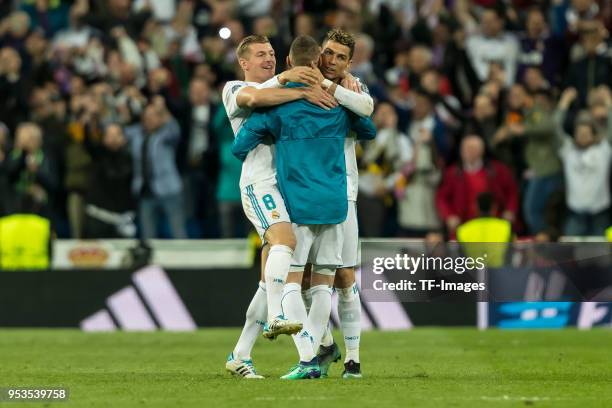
[553,88,577,150]
[232,111,273,161]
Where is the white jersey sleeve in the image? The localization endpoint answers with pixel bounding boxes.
[343,77,373,202]
[222,80,249,122]
[221,78,282,189]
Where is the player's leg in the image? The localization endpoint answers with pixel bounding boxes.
[225,187,270,378]
[262,221,300,339]
[226,244,268,379]
[307,269,335,351]
[247,183,301,339]
[317,201,361,378]
[279,226,319,379]
[334,267,362,379]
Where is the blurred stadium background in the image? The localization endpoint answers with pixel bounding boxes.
[0,0,611,405]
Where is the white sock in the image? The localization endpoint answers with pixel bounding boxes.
[233,281,267,360]
[281,282,315,362]
[307,285,332,351]
[338,283,361,363]
[320,322,334,347]
[265,245,293,321]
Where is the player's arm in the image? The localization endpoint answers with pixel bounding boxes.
[349,115,377,141]
[231,111,273,161]
[237,68,337,110]
[323,76,374,118]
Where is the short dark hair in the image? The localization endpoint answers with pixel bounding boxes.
[289,35,321,67]
[236,35,270,59]
[323,28,355,59]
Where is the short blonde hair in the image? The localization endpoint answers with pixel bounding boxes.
[236,35,270,59]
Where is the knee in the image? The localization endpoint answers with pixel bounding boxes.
[334,267,355,289]
[266,223,296,250]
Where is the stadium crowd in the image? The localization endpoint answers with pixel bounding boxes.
[0,0,611,240]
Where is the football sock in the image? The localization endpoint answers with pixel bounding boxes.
[338,283,361,363]
[281,282,315,362]
[307,284,333,350]
[264,245,293,320]
[233,281,267,360]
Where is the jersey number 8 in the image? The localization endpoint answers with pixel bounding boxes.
[262,194,276,210]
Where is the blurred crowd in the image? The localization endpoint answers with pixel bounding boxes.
[0,0,611,240]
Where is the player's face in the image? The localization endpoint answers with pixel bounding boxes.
[240,42,276,82]
[320,40,352,81]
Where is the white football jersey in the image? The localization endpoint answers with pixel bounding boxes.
[222,80,276,189]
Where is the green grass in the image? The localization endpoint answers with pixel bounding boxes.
[0,328,611,407]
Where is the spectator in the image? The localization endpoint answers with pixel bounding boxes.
[494,86,563,234]
[436,135,519,238]
[20,0,70,39]
[5,122,59,217]
[407,87,450,161]
[565,20,612,108]
[466,93,500,152]
[358,102,412,237]
[175,77,219,238]
[554,87,612,236]
[83,123,134,239]
[465,7,519,86]
[125,98,186,239]
[0,122,9,216]
[518,7,567,87]
[396,127,442,237]
[214,104,246,238]
[0,47,30,133]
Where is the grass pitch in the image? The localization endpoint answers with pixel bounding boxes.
[0,328,611,407]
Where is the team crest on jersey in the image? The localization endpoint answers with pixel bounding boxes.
[231,84,242,94]
[271,210,280,219]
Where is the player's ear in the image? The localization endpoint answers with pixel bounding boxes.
[238,57,248,71]
[286,56,292,68]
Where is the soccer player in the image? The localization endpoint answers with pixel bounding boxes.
[232,35,376,380]
[310,29,374,379]
[222,35,337,378]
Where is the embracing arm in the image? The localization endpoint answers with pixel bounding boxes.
[325,78,374,118]
[350,115,377,140]
[237,67,337,110]
[232,111,273,161]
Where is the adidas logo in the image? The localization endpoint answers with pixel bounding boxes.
[80,265,196,332]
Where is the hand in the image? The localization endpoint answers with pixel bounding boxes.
[597,85,612,107]
[502,210,515,223]
[111,26,127,39]
[279,66,321,86]
[26,154,39,173]
[559,87,577,109]
[446,215,461,231]
[492,127,510,145]
[340,73,360,93]
[508,123,525,136]
[302,85,338,110]
[418,128,432,144]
